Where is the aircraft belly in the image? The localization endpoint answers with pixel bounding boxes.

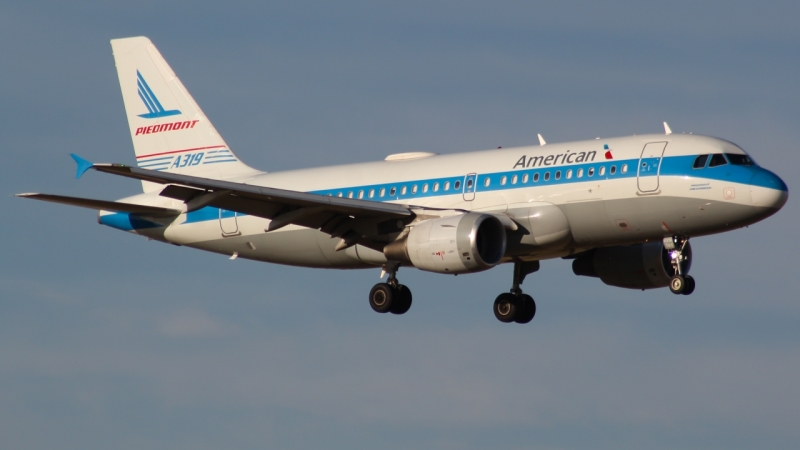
[186,228,370,268]
[560,200,615,244]
[163,214,369,268]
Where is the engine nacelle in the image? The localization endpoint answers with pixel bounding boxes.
[572,241,692,289]
[385,213,506,274]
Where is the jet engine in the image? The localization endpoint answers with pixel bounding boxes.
[572,241,692,289]
[384,213,506,274]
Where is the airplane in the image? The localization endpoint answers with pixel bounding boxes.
[17,37,789,324]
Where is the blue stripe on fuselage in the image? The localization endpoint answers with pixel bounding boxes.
[99,213,161,231]
[185,207,237,224]
[103,154,785,231]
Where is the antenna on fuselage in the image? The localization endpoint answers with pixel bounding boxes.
[663,122,672,135]
[538,134,546,146]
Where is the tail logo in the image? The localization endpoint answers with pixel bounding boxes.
[136,71,181,119]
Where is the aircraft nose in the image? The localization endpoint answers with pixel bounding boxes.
[751,169,788,210]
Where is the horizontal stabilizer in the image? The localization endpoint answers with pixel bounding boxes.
[16,193,180,216]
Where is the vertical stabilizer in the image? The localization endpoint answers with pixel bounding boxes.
[111,37,259,192]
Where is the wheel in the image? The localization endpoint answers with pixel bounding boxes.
[514,294,536,324]
[390,284,412,315]
[369,283,394,313]
[681,275,696,295]
[493,293,518,323]
[669,275,685,294]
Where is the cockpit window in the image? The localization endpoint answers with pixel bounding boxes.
[693,154,709,169]
[708,153,728,167]
[726,154,754,166]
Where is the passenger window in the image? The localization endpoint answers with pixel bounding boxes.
[379,188,386,197]
[544,172,550,181]
[444,181,450,191]
[566,169,572,179]
[484,178,491,187]
[708,153,727,167]
[389,187,396,196]
[726,154,753,165]
[337,192,343,197]
[555,170,561,180]
[577,168,583,178]
[401,186,407,195]
[347,191,354,198]
[369,189,375,198]
[610,165,616,175]
[454,180,461,190]
[433,182,439,192]
[522,173,529,183]
[422,184,429,193]
[599,167,605,176]
[588,167,595,177]
[533,173,540,182]
[411,185,418,194]
[467,179,473,189]
[358,190,364,199]
[511,174,518,184]
[621,164,628,174]
[500,176,507,185]
[693,154,709,169]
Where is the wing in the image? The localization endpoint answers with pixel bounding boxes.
[88,162,415,251]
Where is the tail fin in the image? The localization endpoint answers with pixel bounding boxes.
[111,37,259,192]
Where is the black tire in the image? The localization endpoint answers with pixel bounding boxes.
[682,275,696,296]
[514,294,536,324]
[669,275,685,294]
[493,293,517,323]
[390,285,412,315]
[369,283,394,313]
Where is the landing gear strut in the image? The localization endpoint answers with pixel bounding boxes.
[493,260,539,324]
[369,261,412,315]
[664,236,695,295]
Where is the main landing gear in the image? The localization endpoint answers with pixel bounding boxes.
[493,261,539,324]
[664,236,696,296]
[369,262,412,315]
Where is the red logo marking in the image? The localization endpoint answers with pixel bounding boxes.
[135,119,199,136]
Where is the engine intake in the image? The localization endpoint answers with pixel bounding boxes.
[572,241,692,289]
[385,213,506,274]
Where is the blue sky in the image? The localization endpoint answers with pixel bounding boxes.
[2,1,799,449]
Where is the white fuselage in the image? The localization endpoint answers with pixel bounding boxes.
[99,133,788,270]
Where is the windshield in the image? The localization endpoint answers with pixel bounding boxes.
[708,153,728,167]
[726,153,754,166]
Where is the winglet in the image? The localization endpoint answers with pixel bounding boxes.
[70,153,94,179]
[537,133,546,146]
[663,122,672,135]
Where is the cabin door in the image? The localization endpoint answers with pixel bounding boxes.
[219,208,240,236]
[637,142,668,192]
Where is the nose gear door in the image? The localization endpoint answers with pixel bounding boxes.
[637,142,668,192]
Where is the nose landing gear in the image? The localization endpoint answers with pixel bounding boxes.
[493,260,539,324]
[664,236,696,295]
[368,262,412,315]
